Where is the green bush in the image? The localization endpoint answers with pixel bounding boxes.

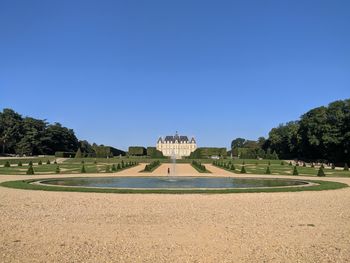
[55,151,75,158]
[18,161,22,167]
[311,163,315,168]
[81,165,86,173]
[191,160,207,172]
[4,161,10,167]
[26,165,34,175]
[55,165,60,174]
[105,165,111,173]
[268,161,271,166]
[38,160,42,165]
[344,163,349,171]
[117,163,121,170]
[54,160,57,164]
[29,161,33,166]
[331,163,335,170]
[280,161,285,165]
[230,164,236,170]
[46,160,50,165]
[128,146,147,156]
[111,164,116,172]
[293,166,299,175]
[303,162,306,167]
[240,165,246,174]
[317,167,325,177]
[289,161,292,166]
[265,166,271,174]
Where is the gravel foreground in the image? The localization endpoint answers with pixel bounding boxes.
[1,164,350,262]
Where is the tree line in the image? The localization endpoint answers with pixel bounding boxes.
[231,99,350,164]
[0,108,123,157]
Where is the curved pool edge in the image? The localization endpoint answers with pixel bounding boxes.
[0,176,348,194]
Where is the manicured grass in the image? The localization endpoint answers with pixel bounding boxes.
[0,178,347,194]
[213,160,350,177]
[0,162,139,175]
[0,156,56,166]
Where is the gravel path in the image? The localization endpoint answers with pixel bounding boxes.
[0,164,350,262]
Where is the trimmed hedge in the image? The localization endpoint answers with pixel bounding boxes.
[128,146,147,156]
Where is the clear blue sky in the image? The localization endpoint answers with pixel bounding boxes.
[1,0,349,150]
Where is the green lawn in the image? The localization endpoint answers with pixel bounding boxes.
[214,160,350,177]
[0,178,347,194]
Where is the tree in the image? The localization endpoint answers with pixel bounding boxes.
[26,165,34,175]
[317,167,325,177]
[240,165,246,174]
[231,138,246,150]
[75,148,83,158]
[293,166,298,175]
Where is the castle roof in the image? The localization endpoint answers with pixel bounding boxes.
[160,132,195,143]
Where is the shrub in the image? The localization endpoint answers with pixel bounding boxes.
[265,166,271,174]
[344,163,349,171]
[311,163,315,168]
[289,161,292,166]
[105,165,111,173]
[242,161,245,165]
[317,167,325,177]
[280,161,285,165]
[4,161,10,168]
[26,165,34,175]
[18,161,22,167]
[55,165,60,174]
[29,161,33,166]
[117,163,121,170]
[81,160,85,164]
[331,163,335,170]
[293,166,298,175]
[54,160,57,164]
[81,165,86,173]
[321,163,324,169]
[128,146,147,156]
[230,164,235,170]
[121,160,125,168]
[46,160,51,165]
[38,160,42,165]
[303,162,306,167]
[240,165,246,174]
[55,151,75,158]
[268,161,271,166]
[191,160,207,172]
[111,164,116,172]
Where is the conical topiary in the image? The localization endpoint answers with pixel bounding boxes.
[317,167,325,177]
[55,165,60,174]
[46,159,50,165]
[54,160,57,164]
[230,164,235,171]
[29,161,33,166]
[268,161,271,166]
[38,160,42,165]
[117,163,121,170]
[81,165,86,173]
[344,163,349,171]
[281,161,285,165]
[293,166,298,175]
[265,166,271,174]
[4,161,10,167]
[331,163,335,170]
[311,163,315,168]
[240,165,246,174]
[111,164,116,172]
[289,161,292,166]
[303,162,306,167]
[26,165,34,175]
[18,161,22,167]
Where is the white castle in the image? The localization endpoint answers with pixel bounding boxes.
[156,132,197,159]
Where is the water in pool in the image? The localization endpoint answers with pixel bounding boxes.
[39,176,309,189]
